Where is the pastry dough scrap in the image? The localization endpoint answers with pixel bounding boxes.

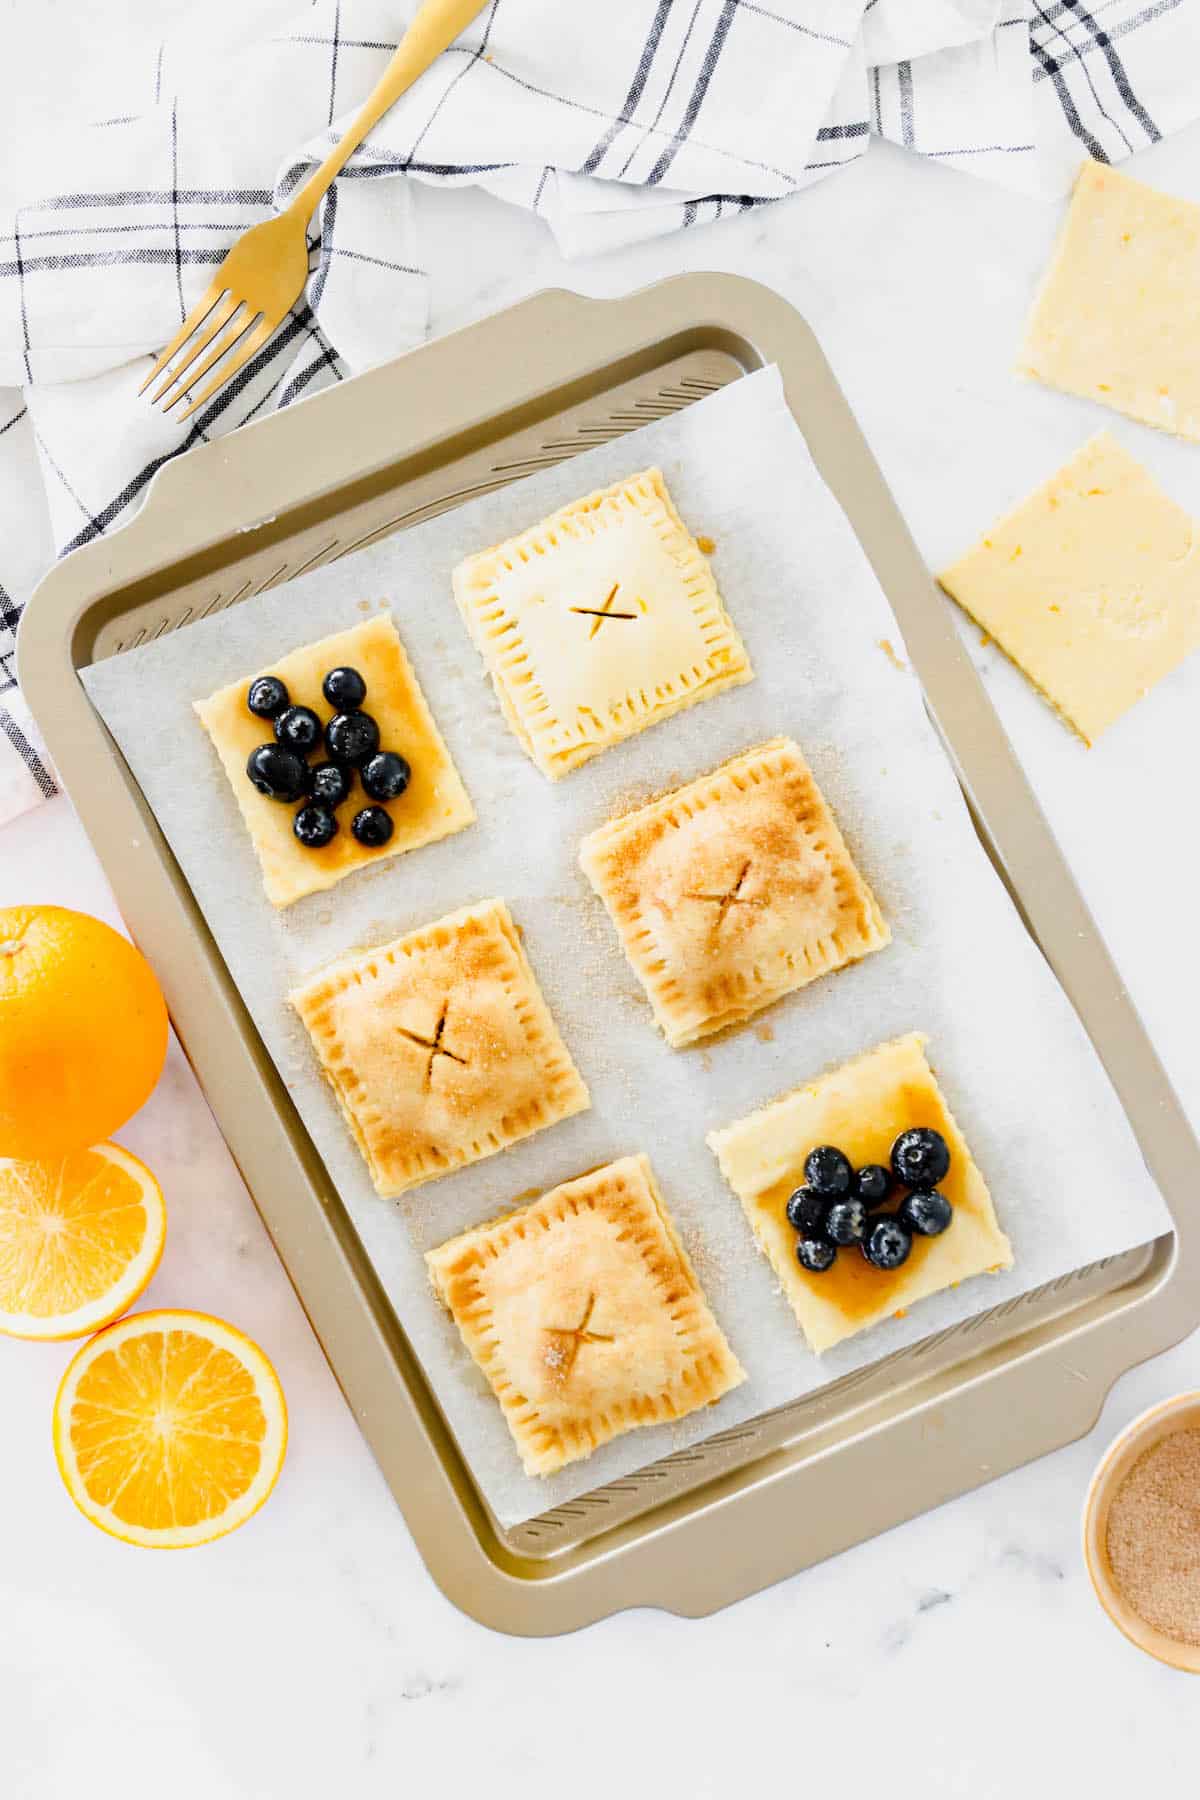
[427,1153,744,1475]
[1018,160,1200,440]
[579,737,890,1047]
[940,432,1200,743]
[289,899,589,1198]
[708,1033,1012,1354]
[195,613,474,907]
[453,468,753,779]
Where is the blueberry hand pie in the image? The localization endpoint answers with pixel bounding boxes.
[196,613,473,907]
[709,1034,1012,1352]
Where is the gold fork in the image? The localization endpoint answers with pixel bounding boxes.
[140,0,488,420]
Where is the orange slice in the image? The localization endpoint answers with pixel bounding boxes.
[0,1143,166,1340]
[53,1309,287,1548]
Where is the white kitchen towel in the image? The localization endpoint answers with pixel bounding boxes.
[872,1,1200,196]
[3,0,1199,824]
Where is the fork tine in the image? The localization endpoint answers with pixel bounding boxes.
[157,305,255,411]
[137,278,227,395]
[149,292,243,406]
[176,315,277,421]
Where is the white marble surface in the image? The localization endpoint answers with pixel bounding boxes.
[7,11,1200,1797]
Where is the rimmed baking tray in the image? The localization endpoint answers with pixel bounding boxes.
[20,274,1200,1632]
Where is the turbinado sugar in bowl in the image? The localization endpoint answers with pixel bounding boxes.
[1106,1427,1200,1648]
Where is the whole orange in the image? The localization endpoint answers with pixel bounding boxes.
[0,906,168,1159]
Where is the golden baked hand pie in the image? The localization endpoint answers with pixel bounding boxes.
[708,1034,1012,1354]
[426,1154,744,1476]
[195,613,473,907]
[289,899,589,1198]
[579,737,889,1047]
[1019,161,1200,441]
[453,468,753,780]
[940,433,1200,744]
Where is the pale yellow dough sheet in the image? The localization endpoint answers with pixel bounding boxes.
[708,1033,1012,1355]
[427,1154,744,1475]
[939,432,1200,743]
[1019,160,1200,441]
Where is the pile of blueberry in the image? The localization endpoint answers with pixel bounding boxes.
[786,1127,954,1275]
[243,665,411,851]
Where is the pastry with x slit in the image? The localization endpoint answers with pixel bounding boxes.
[426,1153,745,1475]
[579,737,890,1047]
[453,468,753,779]
[288,898,590,1198]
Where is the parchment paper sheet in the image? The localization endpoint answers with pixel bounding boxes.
[83,368,1171,1526]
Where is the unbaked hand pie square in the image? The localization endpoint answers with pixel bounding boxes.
[196,613,473,907]
[426,1153,744,1475]
[579,737,889,1047]
[708,1033,1012,1354]
[453,468,753,780]
[939,433,1200,743]
[289,899,589,1198]
[1018,161,1200,440]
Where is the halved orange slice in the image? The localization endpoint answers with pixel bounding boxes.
[53,1309,287,1548]
[0,1142,166,1339]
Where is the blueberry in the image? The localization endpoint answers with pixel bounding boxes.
[293,803,338,849]
[326,711,380,767]
[824,1198,868,1246]
[899,1188,953,1238]
[351,805,394,848]
[360,751,411,803]
[322,665,367,710]
[246,675,289,719]
[803,1144,853,1198]
[245,743,310,802]
[891,1126,951,1190]
[861,1216,913,1272]
[309,761,353,808]
[274,704,323,756]
[785,1186,828,1237]
[854,1163,892,1209]
[796,1237,837,1275]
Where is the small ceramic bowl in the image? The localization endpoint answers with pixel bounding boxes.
[1083,1391,1200,1673]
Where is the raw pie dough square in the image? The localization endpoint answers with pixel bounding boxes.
[708,1033,1012,1354]
[453,468,753,780]
[195,613,474,907]
[426,1153,744,1475]
[1018,160,1200,440]
[579,737,890,1047]
[289,898,589,1198]
[939,432,1200,743]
